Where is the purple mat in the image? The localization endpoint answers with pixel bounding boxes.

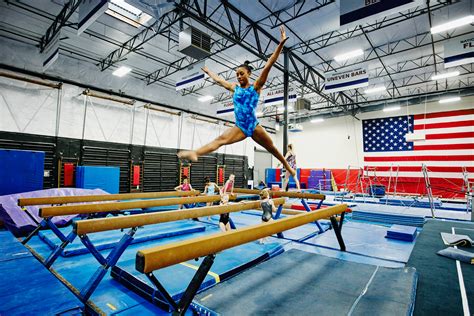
[0,188,108,237]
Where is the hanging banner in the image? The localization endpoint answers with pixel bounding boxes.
[43,32,60,71]
[263,86,297,107]
[78,0,109,35]
[216,99,234,116]
[340,0,421,28]
[324,67,368,92]
[444,34,474,68]
[176,60,206,91]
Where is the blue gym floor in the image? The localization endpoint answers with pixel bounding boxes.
[0,208,432,315]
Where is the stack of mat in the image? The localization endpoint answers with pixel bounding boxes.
[352,210,425,227]
[386,225,417,241]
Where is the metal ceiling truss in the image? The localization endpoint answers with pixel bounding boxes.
[98,9,182,71]
[144,36,235,85]
[257,0,335,29]
[181,58,266,95]
[290,0,452,54]
[174,0,343,108]
[39,0,82,52]
[306,66,474,108]
[320,29,471,73]
[257,0,356,109]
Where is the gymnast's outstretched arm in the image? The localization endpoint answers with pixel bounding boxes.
[202,66,236,92]
[254,26,288,92]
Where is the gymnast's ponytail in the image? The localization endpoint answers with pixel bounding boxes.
[239,60,253,73]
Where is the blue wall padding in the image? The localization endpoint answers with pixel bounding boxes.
[192,249,418,315]
[386,225,418,241]
[76,166,120,194]
[0,232,83,315]
[111,241,284,305]
[38,221,206,256]
[265,168,276,183]
[0,149,44,195]
[307,170,332,190]
[352,210,425,227]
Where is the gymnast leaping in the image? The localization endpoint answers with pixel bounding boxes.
[178,26,296,177]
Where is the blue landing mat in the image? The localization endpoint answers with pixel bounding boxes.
[25,224,223,315]
[194,249,418,315]
[0,232,83,315]
[38,221,206,256]
[241,210,331,241]
[305,221,417,263]
[0,232,31,262]
[111,240,285,311]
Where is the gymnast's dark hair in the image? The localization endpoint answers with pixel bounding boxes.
[238,60,253,73]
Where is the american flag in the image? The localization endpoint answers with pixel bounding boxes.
[363,109,474,181]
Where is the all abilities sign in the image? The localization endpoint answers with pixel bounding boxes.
[444,34,474,68]
[324,67,368,92]
[263,86,297,107]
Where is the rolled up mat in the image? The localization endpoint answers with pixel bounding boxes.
[437,247,474,264]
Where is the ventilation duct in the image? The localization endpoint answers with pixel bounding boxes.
[179,27,211,60]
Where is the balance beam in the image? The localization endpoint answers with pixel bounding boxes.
[233,188,325,200]
[271,191,325,200]
[136,204,347,273]
[233,188,261,194]
[18,190,200,206]
[74,198,286,235]
[39,194,230,217]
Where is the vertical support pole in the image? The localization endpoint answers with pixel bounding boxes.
[177,112,183,149]
[144,106,149,146]
[55,83,62,137]
[283,49,289,155]
[81,94,88,140]
[129,103,136,144]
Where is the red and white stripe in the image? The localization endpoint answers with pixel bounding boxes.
[365,109,474,180]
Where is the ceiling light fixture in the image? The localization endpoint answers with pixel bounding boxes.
[310,118,324,123]
[112,66,132,77]
[439,96,461,104]
[383,106,401,112]
[198,95,214,102]
[364,86,386,94]
[431,15,474,34]
[334,49,364,62]
[431,71,460,80]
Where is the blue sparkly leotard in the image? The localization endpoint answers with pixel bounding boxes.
[233,85,260,137]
